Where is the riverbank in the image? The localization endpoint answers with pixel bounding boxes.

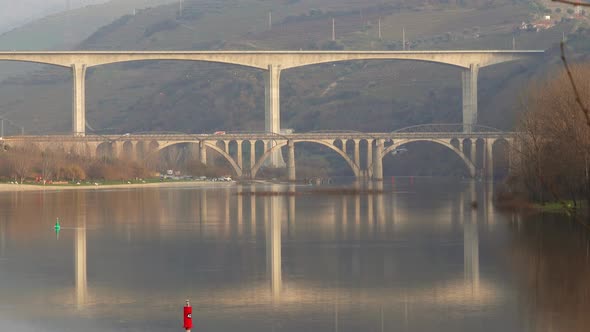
[0,180,235,192]
[495,191,581,215]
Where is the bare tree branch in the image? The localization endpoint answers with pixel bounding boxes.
[552,0,590,7]
[560,41,590,127]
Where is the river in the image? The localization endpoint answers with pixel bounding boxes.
[0,178,588,331]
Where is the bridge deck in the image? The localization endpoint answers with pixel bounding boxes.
[0,132,513,142]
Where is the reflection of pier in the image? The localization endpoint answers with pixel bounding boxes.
[266,186,283,301]
[74,194,87,308]
[259,181,483,304]
[13,182,492,321]
[75,218,87,308]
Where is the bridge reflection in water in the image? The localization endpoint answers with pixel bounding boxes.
[0,181,509,331]
[66,182,489,305]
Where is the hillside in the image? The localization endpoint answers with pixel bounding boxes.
[0,0,588,175]
[0,0,109,34]
[0,0,174,81]
[0,0,174,50]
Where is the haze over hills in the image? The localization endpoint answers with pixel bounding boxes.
[0,0,175,50]
[0,0,109,33]
[0,0,588,175]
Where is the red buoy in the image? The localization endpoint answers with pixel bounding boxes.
[183,299,193,331]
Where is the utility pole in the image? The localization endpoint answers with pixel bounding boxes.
[179,0,183,16]
[268,11,272,30]
[378,17,382,40]
[1,118,3,137]
[332,18,336,41]
[402,27,406,50]
[512,35,516,50]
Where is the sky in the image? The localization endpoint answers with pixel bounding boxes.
[0,0,109,32]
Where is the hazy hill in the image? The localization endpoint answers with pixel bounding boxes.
[0,0,109,34]
[0,0,587,175]
[0,0,175,82]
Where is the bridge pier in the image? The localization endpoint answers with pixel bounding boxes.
[72,64,87,137]
[470,139,477,167]
[462,64,479,133]
[199,141,207,165]
[236,140,243,170]
[353,139,360,168]
[287,140,296,181]
[265,64,286,168]
[111,141,122,160]
[365,140,373,178]
[485,139,494,180]
[372,139,384,181]
[249,140,256,173]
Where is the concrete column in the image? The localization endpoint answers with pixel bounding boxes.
[366,139,373,177]
[189,142,200,161]
[287,140,296,181]
[485,139,494,180]
[249,140,256,172]
[470,139,477,167]
[353,139,360,169]
[111,141,122,160]
[462,64,479,133]
[72,64,87,136]
[199,141,207,165]
[86,143,98,159]
[372,139,384,181]
[224,140,230,154]
[265,64,286,168]
[236,140,243,169]
[126,142,137,161]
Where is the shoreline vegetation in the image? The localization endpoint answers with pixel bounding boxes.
[494,190,582,215]
[505,62,590,218]
[0,179,235,192]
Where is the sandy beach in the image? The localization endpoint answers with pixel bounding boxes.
[0,181,236,192]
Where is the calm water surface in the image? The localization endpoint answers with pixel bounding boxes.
[0,179,588,332]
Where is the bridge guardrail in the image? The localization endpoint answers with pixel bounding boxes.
[1,132,515,143]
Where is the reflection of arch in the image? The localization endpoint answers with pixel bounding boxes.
[382,139,475,177]
[154,141,242,177]
[251,140,360,178]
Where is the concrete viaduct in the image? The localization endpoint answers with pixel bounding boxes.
[0,50,540,167]
[1,125,513,180]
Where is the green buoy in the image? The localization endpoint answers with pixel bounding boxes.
[54,218,61,231]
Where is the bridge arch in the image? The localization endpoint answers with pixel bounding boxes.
[154,141,243,177]
[382,138,476,177]
[251,139,361,178]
